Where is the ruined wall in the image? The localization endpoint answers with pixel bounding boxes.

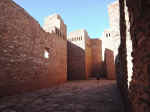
[46,33,67,85]
[91,39,102,77]
[116,0,131,111]
[67,41,85,80]
[107,1,121,60]
[67,29,92,80]
[127,0,150,111]
[85,36,92,78]
[67,30,86,80]
[108,0,120,31]
[105,49,116,80]
[117,0,150,111]
[43,14,67,39]
[101,1,120,63]
[0,0,67,96]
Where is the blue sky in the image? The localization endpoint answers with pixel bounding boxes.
[13,0,115,38]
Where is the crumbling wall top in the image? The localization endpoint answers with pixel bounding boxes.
[43,13,67,38]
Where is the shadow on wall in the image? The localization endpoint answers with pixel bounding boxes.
[91,39,103,77]
[104,48,116,80]
[116,0,150,112]
[67,39,116,80]
[67,41,86,80]
[115,54,131,112]
[0,0,67,97]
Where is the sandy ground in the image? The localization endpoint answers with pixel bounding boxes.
[0,79,125,112]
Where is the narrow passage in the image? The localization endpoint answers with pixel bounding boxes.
[0,80,125,112]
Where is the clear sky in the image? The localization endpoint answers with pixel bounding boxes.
[13,0,115,38]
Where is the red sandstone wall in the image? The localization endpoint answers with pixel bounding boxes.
[85,37,92,78]
[117,0,150,111]
[91,39,102,77]
[115,0,129,111]
[127,0,150,111]
[0,0,67,96]
[45,33,67,85]
[105,49,116,80]
[67,41,86,80]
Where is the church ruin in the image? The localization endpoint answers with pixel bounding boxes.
[67,30,103,80]
[0,0,67,96]
[1,0,150,111]
[0,0,117,96]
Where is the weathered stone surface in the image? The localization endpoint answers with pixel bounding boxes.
[104,49,116,80]
[67,29,91,80]
[127,0,150,111]
[85,36,92,78]
[101,1,121,81]
[67,41,86,80]
[91,39,102,76]
[102,1,120,60]
[67,29,103,80]
[117,0,150,111]
[0,80,125,112]
[0,0,67,96]
[43,14,67,40]
[108,0,120,31]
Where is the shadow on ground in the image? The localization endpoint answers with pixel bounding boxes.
[0,80,125,112]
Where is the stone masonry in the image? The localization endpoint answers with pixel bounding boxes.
[117,0,150,111]
[108,0,120,31]
[0,80,125,112]
[2,0,150,111]
[0,0,118,97]
[100,1,121,79]
[67,30,102,80]
[0,0,67,96]
[43,14,67,40]
[107,0,120,59]
[105,49,116,80]
[91,39,102,77]
[67,29,92,80]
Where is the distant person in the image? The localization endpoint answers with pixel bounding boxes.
[96,73,101,87]
[96,73,100,80]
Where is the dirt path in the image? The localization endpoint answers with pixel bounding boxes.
[0,80,125,112]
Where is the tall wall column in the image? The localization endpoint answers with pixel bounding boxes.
[117,0,150,111]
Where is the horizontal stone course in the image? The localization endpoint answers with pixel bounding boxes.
[0,0,67,96]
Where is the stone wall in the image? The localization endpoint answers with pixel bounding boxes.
[91,39,102,77]
[67,30,103,80]
[116,0,130,111]
[117,0,150,111]
[67,29,89,80]
[127,0,150,111]
[0,0,67,96]
[67,41,85,80]
[102,1,120,61]
[85,36,92,78]
[104,49,116,80]
[43,14,67,39]
[108,0,120,31]
[46,33,67,85]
